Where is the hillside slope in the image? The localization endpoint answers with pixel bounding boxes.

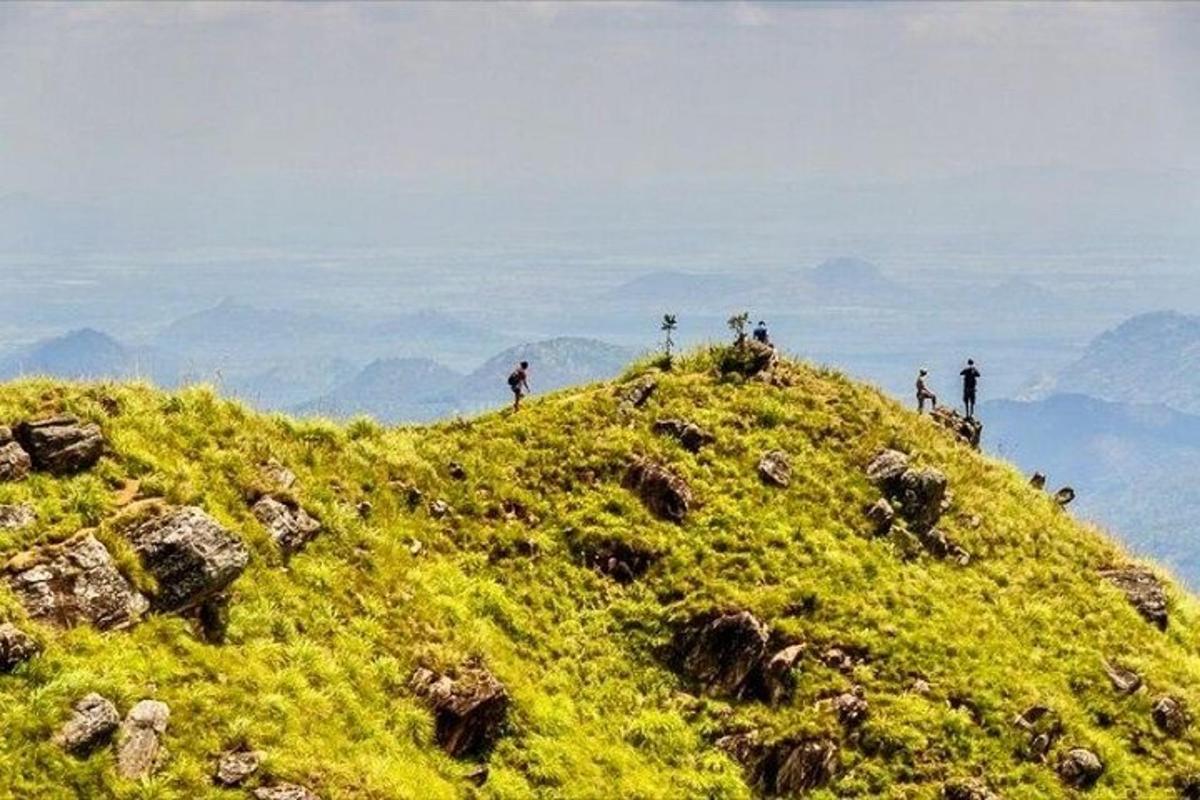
[1,349,1199,799]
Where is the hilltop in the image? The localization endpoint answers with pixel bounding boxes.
[1,347,1199,799]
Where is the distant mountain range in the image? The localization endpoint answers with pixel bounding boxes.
[0,329,179,386]
[983,392,1200,585]
[1022,311,1200,414]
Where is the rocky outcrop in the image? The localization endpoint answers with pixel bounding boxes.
[1153,695,1190,737]
[1101,566,1168,630]
[125,506,249,613]
[0,503,35,530]
[1102,660,1142,695]
[1057,748,1104,789]
[0,426,32,482]
[116,699,170,779]
[14,416,104,475]
[624,458,693,523]
[617,376,657,413]
[930,406,983,449]
[670,611,769,698]
[254,785,321,800]
[1014,705,1062,762]
[757,451,792,488]
[7,533,148,630]
[214,747,262,787]
[579,539,658,584]
[865,499,894,536]
[653,419,714,453]
[411,665,510,758]
[897,467,948,532]
[259,459,297,490]
[55,693,120,755]
[832,689,869,729]
[718,340,778,379]
[253,496,322,556]
[942,778,1000,800]
[865,450,911,497]
[0,623,39,672]
[752,643,805,706]
[717,732,837,796]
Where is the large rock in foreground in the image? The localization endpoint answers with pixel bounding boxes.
[0,427,32,482]
[930,406,983,449]
[624,457,693,523]
[1101,566,1168,630]
[116,699,170,779]
[14,416,104,475]
[125,506,249,613]
[670,611,769,698]
[411,665,510,758]
[55,693,120,756]
[6,533,149,630]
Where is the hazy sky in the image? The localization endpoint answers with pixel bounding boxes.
[1,1,1198,248]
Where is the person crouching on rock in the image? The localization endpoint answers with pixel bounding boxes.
[507,361,530,412]
[916,368,937,413]
[753,320,771,347]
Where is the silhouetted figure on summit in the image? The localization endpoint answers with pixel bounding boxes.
[960,359,981,419]
[752,320,770,346]
[508,361,530,412]
[916,369,937,413]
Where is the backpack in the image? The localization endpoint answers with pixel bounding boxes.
[507,370,522,388]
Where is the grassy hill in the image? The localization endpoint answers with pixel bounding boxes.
[1,348,1199,799]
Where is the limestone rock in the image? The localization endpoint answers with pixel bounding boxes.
[671,611,769,698]
[897,467,948,532]
[260,459,297,490]
[865,498,894,536]
[7,533,148,630]
[0,437,32,482]
[254,785,321,800]
[1057,748,1104,790]
[866,449,910,494]
[1102,660,1142,695]
[652,419,714,453]
[832,689,869,728]
[253,496,322,556]
[214,747,262,787]
[1153,695,1190,737]
[624,457,693,523]
[718,732,837,796]
[718,340,778,379]
[757,450,792,488]
[55,693,120,755]
[930,406,983,449]
[0,623,39,672]
[14,416,104,475]
[0,503,36,530]
[942,778,1001,800]
[617,376,657,412]
[1101,566,1168,630]
[754,643,805,706]
[116,699,170,779]
[126,506,249,613]
[411,665,510,758]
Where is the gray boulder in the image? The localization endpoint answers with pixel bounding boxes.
[942,778,1001,800]
[832,689,869,728]
[0,503,35,530]
[1101,566,1168,630]
[898,467,948,532]
[125,506,249,613]
[14,416,104,475]
[718,732,837,796]
[253,496,321,556]
[214,747,262,787]
[1153,695,1190,737]
[259,459,297,490]
[757,451,792,488]
[0,623,39,672]
[755,643,804,706]
[7,533,149,630]
[624,458,693,523]
[1057,748,1104,789]
[411,665,510,758]
[653,419,714,453]
[0,432,32,482]
[930,406,983,449]
[254,785,321,800]
[55,693,120,755]
[865,499,895,536]
[865,449,910,495]
[116,699,170,779]
[1102,660,1142,695]
[671,611,769,698]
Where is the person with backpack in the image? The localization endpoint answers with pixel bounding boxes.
[508,361,530,411]
[960,358,981,419]
[915,368,937,413]
[752,320,770,346]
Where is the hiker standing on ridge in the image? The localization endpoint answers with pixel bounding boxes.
[752,320,770,346]
[960,359,981,419]
[916,368,937,413]
[508,360,531,412]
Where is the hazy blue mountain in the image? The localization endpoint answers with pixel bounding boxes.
[454,337,634,409]
[297,358,463,422]
[1024,311,1200,413]
[983,393,1200,585]
[982,278,1063,313]
[228,357,361,410]
[156,298,343,361]
[602,271,754,311]
[0,328,180,385]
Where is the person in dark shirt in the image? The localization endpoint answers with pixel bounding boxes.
[752,320,770,346]
[507,361,530,411]
[960,359,981,418]
[916,368,937,413]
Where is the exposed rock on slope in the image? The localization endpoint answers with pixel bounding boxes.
[125,506,249,612]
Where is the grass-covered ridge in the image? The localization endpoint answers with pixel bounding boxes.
[1,349,1198,799]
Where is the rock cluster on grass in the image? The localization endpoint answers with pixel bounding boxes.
[942,777,1001,800]
[717,340,778,379]
[1057,748,1104,789]
[6,533,150,631]
[116,699,170,779]
[0,503,36,531]
[1014,705,1063,762]
[652,419,714,453]
[757,450,792,488]
[254,785,321,800]
[624,457,693,523]
[929,406,983,449]
[410,665,510,758]
[0,623,39,672]
[125,506,249,613]
[578,538,658,584]
[1100,566,1168,630]
[0,427,33,482]
[617,376,657,413]
[214,747,263,787]
[865,449,969,564]
[55,693,120,755]
[716,731,838,796]
[14,417,105,475]
[253,496,322,556]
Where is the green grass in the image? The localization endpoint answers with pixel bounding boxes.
[0,350,1198,799]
